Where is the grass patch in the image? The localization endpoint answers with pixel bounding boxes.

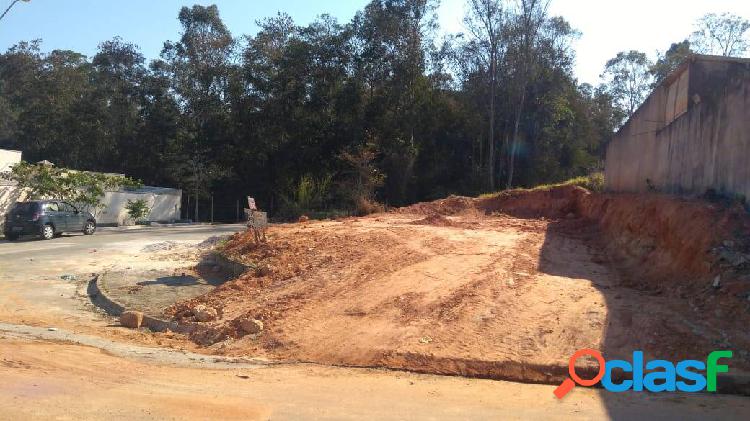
[478,172,605,199]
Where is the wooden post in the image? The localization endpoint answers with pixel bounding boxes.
[211,195,214,223]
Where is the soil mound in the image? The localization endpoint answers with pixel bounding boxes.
[167,186,750,384]
[409,214,456,227]
[477,185,586,218]
[396,195,475,216]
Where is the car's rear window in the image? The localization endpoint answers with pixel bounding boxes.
[10,202,40,215]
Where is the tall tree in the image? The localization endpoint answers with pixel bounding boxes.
[160,4,236,218]
[691,12,750,57]
[463,0,506,191]
[505,0,550,188]
[650,40,692,86]
[600,50,653,119]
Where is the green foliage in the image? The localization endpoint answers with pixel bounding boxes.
[278,174,334,219]
[691,13,750,57]
[125,199,151,223]
[0,2,623,219]
[2,161,141,212]
[601,50,653,119]
[481,172,605,196]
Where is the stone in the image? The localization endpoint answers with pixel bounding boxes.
[255,264,272,277]
[120,311,144,329]
[193,305,218,322]
[565,212,576,219]
[712,275,721,289]
[298,215,310,223]
[240,318,264,335]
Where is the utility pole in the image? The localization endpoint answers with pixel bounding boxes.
[0,0,30,23]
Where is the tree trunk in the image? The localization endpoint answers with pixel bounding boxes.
[194,194,199,222]
[488,52,497,192]
[507,87,526,189]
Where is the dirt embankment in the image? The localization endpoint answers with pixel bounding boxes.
[166,186,750,384]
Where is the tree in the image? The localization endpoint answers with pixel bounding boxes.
[463,0,506,191]
[0,2,619,219]
[505,0,551,189]
[160,5,236,216]
[2,161,141,213]
[601,50,653,119]
[125,199,151,223]
[691,13,750,57]
[651,40,692,86]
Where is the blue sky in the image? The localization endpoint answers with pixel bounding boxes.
[1,0,748,85]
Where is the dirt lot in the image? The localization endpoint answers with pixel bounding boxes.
[171,187,750,383]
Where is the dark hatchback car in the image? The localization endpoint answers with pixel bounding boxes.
[3,200,97,241]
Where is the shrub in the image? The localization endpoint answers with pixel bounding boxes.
[354,197,385,216]
[125,199,151,223]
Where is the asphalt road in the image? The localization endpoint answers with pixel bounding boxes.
[1,224,749,420]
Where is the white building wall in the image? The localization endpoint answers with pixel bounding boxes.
[0,149,22,173]
[96,188,182,226]
[0,149,25,231]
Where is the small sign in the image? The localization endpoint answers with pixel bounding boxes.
[245,210,268,229]
[247,197,257,211]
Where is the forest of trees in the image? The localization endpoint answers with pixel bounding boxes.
[0,1,747,220]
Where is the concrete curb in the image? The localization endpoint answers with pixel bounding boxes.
[88,273,187,333]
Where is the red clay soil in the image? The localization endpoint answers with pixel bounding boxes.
[169,187,750,384]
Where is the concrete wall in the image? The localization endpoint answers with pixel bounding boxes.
[0,149,24,231]
[605,57,750,199]
[96,188,182,226]
[0,149,22,173]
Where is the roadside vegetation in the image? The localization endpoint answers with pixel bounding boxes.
[0,2,746,220]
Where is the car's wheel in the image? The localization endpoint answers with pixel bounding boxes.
[41,224,55,240]
[83,221,96,235]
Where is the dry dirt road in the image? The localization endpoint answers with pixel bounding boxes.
[1,224,749,419]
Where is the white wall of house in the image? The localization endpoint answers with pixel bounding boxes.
[0,149,22,173]
[0,149,25,231]
[96,187,182,226]
[1,149,182,228]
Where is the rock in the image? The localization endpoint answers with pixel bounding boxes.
[193,305,218,322]
[120,311,145,328]
[724,240,736,248]
[255,264,272,277]
[298,215,310,223]
[47,327,58,332]
[712,275,721,289]
[239,318,264,335]
[60,274,77,281]
[565,212,576,219]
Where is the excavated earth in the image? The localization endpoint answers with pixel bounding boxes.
[168,186,750,383]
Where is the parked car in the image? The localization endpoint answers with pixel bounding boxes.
[3,200,97,241]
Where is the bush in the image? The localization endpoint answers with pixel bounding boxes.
[567,172,605,192]
[125,199,151,223]
[278,175,333,219]
[354,197,385,216]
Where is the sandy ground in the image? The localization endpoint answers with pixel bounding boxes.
[3,338,750,420]
[174,213,750,382]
